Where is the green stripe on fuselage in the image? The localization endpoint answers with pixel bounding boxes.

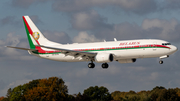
[32,46,169,55]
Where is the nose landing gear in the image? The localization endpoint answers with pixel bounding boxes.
[159,55,169,64]
[159,60,163,64]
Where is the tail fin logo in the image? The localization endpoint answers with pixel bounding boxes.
[33,32,40,40]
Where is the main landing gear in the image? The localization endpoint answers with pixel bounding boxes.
[88,62,95,68]
[88,62,109,69]
[102,63,109,69]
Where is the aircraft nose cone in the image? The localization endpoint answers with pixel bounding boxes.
[175,47,178,51]
[171,46,178,53]
[176,47,178,51]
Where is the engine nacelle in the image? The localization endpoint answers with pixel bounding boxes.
[118,59,136,63]
[95,53,113,63]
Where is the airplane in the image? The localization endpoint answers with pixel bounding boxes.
[7,16,178,69]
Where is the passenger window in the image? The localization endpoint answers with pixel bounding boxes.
[162,43,171,46]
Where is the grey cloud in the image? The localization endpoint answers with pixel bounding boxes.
[52,0,89,12]
[1,33,36,60]
[91,18,180,42]
[73,31,102,43]
[12,0,48,8]
[43,30,72,44]
[52,0,157,15]
[0,80,6,90]
[11,0,180,15]
[29,15,43,25]
[0,16,15,25]
[12,0,35,8]
[94,22,145,41]
[0,15,41,27]
[0,16,22,27]
[110,0,157,15]
[163,0,180,10]
[70,10,112,31]
[142,18,180,42]
[0,15,41,28]
[68,10,180,42]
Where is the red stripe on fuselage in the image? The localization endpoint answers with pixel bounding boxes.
[35,44,170,54]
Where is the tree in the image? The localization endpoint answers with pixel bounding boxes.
[67,94,75,101]
[9,77,68,101]
[83,86,112,101]
[74,92,91,101]
[111,91,122,100]
[10,85,26,101]
[24,77,68,101]
[160,88,180,101]
[6,88,12,101]
[152,86,165,91]
[0,97,4,101]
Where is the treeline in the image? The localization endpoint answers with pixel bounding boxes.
[0,77,180,101]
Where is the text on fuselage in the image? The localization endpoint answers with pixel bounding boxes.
[119,42,140,46]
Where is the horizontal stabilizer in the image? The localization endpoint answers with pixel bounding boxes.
[6,46,37,51]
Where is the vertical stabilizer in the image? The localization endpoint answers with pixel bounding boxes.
[22,16,56,49]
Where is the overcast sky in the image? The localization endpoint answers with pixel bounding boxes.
[0,0,180,96]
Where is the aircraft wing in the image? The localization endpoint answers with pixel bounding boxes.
[6,46,37,51]
[38,45,97,58]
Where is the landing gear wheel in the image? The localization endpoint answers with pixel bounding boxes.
[88,63,95,68]
[159,60,163,64]
[102,63,109,69]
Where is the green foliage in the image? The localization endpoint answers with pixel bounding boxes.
[9,77,68,101]
[1,98,9,101]
[4,77,180,101]
[83,86,112,101]
[10,85,26,101]
[74,92,91,101]
[67,94,75,101]
[111,86,180,101]
[152,86,166,91]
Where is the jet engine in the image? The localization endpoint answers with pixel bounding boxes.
[95,53,113,63]
[117,59,136,63]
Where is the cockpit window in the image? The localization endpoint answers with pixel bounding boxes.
[162,43,171,45]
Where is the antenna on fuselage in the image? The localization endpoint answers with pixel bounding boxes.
[114,38,117,41]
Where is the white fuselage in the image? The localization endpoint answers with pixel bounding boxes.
[7,16,178,68]
[30,39,177,63]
